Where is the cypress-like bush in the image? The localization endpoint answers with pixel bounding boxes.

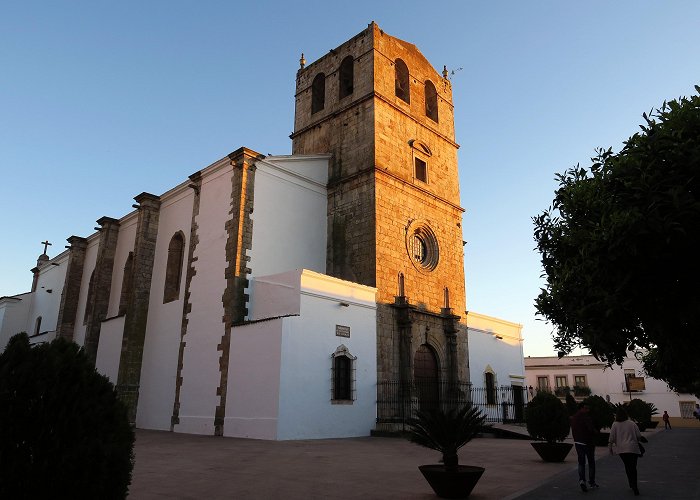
[0,333,134,499]
[525,392,570,443]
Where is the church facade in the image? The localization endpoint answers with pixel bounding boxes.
[0,24,526,438]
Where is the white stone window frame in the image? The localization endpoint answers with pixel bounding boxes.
[331,344,356,404]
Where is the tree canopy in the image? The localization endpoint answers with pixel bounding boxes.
[534,86,700,397]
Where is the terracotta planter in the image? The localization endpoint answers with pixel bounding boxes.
[418,464,485,499]
[530,442,573,462]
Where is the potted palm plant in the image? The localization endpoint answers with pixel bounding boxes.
[408,404,487,499]
[525,392,572,462]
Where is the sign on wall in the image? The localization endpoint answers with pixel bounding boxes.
[335,325,350,338]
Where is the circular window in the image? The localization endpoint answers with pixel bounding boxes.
[406,222,439,271]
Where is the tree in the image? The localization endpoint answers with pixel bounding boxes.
[0,333,134,499]
[534,86,700,397]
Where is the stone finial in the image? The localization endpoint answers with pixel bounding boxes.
[442,65,449,79]
[299,53,306,69]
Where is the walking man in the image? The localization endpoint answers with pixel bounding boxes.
[571,402,598,491]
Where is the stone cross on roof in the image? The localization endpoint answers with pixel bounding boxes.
[41,240,52,255]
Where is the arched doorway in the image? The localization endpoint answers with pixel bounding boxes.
[414,344,439,412]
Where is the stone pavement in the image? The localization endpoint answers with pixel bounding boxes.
[129,426,700,499]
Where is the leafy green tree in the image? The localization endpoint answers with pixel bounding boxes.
[534,86,700,396]
[0,333,134,499]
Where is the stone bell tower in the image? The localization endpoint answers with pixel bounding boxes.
[291,23,469,413]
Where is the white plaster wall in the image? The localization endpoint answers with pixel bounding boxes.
[276,271,377,440]
[175,165,231,435]
[106,215,137,318]
[73,237,99,347]
[245,156,328,318]
[138,187,194,430]
[525,355,700,418]
[247,272,301,321]
[467,312,525,387]
[95,315,125,383]
[225,318,283,439]
[26,253,69,340]
[0,294,31,350]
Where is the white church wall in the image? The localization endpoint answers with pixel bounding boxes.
[245,156,328,320]
[247,271,301,321]
[175,163,232,435]
[467,312,524,387]
[276,270,377,440]
[25,252,69,344]
[0,294,31,350]
[225,269,377,440]
[73,236,99,347]
[105,214,137,318]
[95,315,125,383]
[225,318,284,440]
[137,186,194,430]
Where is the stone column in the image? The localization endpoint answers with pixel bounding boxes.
[56,236,88,341]
[393,295,413,422]
[171,173,201,430]
[215,148,261,436]
[117,192,161,425]
[442,304,462,407]
[84,217,120,364]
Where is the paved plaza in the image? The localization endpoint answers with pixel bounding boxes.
[129,426,700,499]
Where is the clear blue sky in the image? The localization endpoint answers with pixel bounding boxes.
[1,1,698,356]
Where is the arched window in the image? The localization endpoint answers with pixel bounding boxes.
[34,316,42,336]
[485,371,497,405]
[331,345,356,402]
[311,73,326,114]
[394,59,410,104]
[425,80,438,122]
[339,56,354,99]
[163,232,185,304]
[118,252,134,316]
[83,270,95,325]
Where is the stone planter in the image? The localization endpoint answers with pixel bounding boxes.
[418,465,485,499]
[530,442,573,462]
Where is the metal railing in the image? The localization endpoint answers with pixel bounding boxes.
[376,380,530,430]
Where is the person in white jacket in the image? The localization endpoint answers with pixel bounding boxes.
[608,406,647,496]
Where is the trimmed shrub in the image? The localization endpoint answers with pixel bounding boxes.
[582,395,614,431]
[0,333,134,499]
[526,392,570,443]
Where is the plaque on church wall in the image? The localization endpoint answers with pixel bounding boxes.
[335,325,350,338]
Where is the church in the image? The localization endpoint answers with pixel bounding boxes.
[0,23,526,439]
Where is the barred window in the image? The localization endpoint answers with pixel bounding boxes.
[485,372,496,405]
[331,345,356,403]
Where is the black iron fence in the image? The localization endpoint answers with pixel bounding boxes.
[376,380,530,430]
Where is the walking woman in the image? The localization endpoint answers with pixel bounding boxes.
[608,406,647,496]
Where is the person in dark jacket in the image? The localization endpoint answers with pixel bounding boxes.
[571,402,598,491]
